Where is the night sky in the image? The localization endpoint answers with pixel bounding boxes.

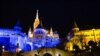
[1,0,100,37]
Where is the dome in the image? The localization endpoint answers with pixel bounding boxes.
[33,28,46,38]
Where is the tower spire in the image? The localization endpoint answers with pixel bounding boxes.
[28,27,33,38]
[74,21,78,28]
[73,21,79,32]
[50,27,54,37]
[36,10,39,20]
[33,10,40,30]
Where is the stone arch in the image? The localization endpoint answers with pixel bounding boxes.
[58,54,61,56]
[43,53,52,56]
[34,54,38,56]
[22,44,32,52]
[25,42,33,50]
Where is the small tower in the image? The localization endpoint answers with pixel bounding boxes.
[14,20,22,31]
[72,21,79,32]
[49,27,54,37]
[66,21,79,40]
[28,27,33,38]
[33,10,40,30]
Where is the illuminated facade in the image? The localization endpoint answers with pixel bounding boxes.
[0,10,60,54]
[18,10,63,56]
[65,22,100,51]
[0,10,64,56]
[28,10,59,39]
[0,22,28,52]
[27,10,60,50]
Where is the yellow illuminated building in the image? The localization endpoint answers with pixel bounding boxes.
[65,22,100,51]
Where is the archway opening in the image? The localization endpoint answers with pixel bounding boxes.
[43,53,52,56]
[34,54,38,56]
[58,54,61,56]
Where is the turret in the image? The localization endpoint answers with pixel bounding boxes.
[28,27,33,38]
[49,27,54,37]
[66,21,79,40]
[72,21,79,32]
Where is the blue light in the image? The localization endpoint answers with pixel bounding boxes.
[26,36,60,51]
[0,28,60,52]
[24,28,60,52]
[0,29,28,52]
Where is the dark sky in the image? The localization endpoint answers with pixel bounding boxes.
[1,0,100,37]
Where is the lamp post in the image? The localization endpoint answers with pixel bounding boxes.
[92,28,96,42]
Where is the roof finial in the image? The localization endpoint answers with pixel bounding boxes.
[74,21,78,28]
[73,21,79,32]
[36,10,39,19]
[50,27,53,36]
[28,27,33,38]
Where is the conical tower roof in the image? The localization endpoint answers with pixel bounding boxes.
[14,20,22,31]
[72,21,79,32]
[74,21,78,28]
[36,10,39,19]
[49,27,54,37]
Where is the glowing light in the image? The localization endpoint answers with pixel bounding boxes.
[0,29,28,52]
[33,10,40,29]
[66,28,100,51]
[0,28,60,52]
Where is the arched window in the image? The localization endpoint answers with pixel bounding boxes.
[43,53,52,56]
